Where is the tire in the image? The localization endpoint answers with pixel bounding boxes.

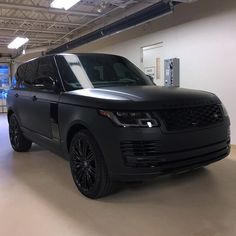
[9,114,32,152]
[69,130,114,199]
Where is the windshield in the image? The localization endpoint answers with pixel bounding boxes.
[56,54,153,91]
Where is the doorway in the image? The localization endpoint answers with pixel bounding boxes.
[141,42,164,86]
[0,64,10,113]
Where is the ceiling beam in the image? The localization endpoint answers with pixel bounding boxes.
[0,42,37,45]
[0,26,68,35]
[47,1,178,54]
[0,16,82,26]
[0,35,61,41]
[0,3,99,17]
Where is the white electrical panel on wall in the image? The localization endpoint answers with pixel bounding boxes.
[164,58,180,87]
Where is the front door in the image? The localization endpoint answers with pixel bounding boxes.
[29,56,61,140]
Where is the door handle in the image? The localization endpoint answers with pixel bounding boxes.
[15,93,19,98]
[32,95,37,102]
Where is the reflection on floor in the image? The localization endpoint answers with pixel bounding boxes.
[0,114,236,236]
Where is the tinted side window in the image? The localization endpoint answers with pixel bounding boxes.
[15,64,26,88]
[56,56,81,91]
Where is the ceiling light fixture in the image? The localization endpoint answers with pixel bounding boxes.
[50,0,81,10]
[8,37,29,49]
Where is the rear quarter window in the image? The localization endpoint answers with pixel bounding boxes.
[16,64,27,82]
[38,56,58,78]
[24,60,39,85]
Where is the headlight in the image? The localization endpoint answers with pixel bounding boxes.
[221,104,228,117]
[99,110,160,128]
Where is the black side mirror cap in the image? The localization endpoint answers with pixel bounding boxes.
[146,74,156,85]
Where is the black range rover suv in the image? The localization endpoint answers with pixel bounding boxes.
[7,53,230,198]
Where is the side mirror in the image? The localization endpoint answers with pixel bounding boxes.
[146,74,156,85]
[146,74,154,82]
[33,76,56,90]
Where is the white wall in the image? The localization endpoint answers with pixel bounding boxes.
[75,0,236,144]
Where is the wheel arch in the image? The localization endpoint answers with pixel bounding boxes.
[7,108,14,122]
[66,121,92,152]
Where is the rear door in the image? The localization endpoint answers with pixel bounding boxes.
[7,64,25,123]
[16,59,39,131]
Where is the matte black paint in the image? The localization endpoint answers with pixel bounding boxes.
[62,86,220,110]
[7,54,230,181]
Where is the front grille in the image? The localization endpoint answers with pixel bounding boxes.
[121,141,161,167]
[157,104,223,131]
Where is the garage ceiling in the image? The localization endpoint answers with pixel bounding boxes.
[0,0,162,58]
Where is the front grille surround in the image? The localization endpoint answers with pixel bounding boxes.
[120,104,227,168]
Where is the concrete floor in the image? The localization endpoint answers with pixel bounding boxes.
[0,114,236,236]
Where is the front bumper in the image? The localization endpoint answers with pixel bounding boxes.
[91,115,230,181]
[114,138,230,181]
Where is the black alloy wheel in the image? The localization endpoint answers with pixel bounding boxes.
[70,130,114,199]
[71,136,96,191]
[9,114,32,152]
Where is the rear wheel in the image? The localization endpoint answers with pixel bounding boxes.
[69,130,114,199]
[9,114,32,152]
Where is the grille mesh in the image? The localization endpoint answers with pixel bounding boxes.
[157,104,223,131]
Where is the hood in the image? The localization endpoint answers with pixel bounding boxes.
[60,86,221,110]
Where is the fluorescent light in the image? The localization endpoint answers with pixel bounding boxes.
[8,37,29,49]
[50,0,80,10]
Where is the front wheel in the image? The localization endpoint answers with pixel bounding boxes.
[9,114,32,152]
[69,130,114,199]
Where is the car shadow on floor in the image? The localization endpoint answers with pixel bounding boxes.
[30,144,45,152]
